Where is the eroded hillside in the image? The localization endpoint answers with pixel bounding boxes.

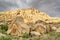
[0,8,60,39]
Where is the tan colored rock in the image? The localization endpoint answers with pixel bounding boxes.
[31,31,41,36]
[0,8,60,23]
[0,8,60,36]
[56,27,60,32]
[7,16,30,36]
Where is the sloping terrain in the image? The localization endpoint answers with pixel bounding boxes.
[0,8,60,40]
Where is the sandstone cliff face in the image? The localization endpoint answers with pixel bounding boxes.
[0,8,60,36]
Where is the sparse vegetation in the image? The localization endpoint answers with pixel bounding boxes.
[18,32,60,40]
[0,35,11,40]
[22,32,30,38]
[0,24,60,40]
[0,24,8,34]
[38,32,60,40]
[0,24,8,31]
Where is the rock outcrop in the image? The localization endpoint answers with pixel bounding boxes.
[0,8,60,36]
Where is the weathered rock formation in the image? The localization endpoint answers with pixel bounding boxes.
[0,8,60,36]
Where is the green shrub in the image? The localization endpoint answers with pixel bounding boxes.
[0,24,8,33]
[0,24,8,31]
[0,35,11,40]
[22,32,29,38]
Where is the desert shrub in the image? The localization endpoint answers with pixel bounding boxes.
[0,35,11,40]
[0,24,8,31]
[0,24,8,33]
[22,32,29,38]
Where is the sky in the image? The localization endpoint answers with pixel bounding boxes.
[0,0,60,17]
